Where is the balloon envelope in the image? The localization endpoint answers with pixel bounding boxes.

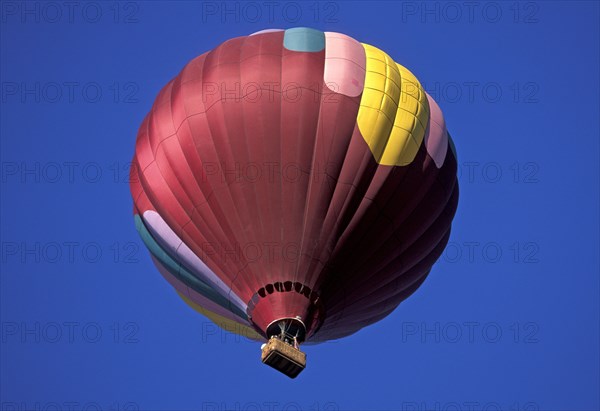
[130,28,459,343]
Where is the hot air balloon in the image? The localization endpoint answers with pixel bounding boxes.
[130,28,459,378]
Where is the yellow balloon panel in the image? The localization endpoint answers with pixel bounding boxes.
[358,44,430,166]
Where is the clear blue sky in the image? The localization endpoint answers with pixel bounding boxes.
[1,1,599,410]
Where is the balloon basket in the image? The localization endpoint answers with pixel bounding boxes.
[261,336,306,378]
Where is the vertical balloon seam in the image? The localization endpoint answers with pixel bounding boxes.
[209,35,263,308]
[254,30,288,295]
[239,34,269,291]
[232,33,271,296]
[264,31,285,293]
[194,42,257,310]
[290,31,328,293]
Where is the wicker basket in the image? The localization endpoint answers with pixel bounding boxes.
[261,337,306,378]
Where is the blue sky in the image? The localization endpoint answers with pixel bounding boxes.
[1,1,599,410]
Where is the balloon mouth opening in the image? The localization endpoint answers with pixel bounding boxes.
[265,317,307,343]
[246,281,325,341]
